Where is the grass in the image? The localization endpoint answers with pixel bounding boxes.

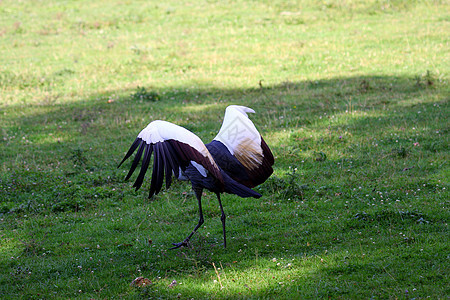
[0,0,449,298]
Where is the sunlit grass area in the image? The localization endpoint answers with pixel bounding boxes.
[1,0,449,298]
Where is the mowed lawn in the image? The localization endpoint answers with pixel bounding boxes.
[0,0,448,298]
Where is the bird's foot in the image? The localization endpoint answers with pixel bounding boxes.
[169,239,190,250]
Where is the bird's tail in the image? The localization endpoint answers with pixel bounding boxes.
[223,173,262,198]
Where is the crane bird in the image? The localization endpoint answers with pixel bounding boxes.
[118,105,274,249]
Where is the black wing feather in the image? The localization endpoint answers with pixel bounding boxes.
[118,137,141,168]
[149,143,164,197]
[125,140,146,181]
[157,142,170,189]
[169,140,188,162]
[160,143,174,189]
[165,141,181,178]
[133,143,153,190]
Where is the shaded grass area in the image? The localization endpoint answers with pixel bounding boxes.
[0,0,449,298]
[1,76,448,298]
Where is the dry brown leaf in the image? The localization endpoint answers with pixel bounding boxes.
[130,277,152,287]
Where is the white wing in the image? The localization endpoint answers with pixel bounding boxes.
[213,105,274,187]
[119,120,223,197]
[214,105,263,169]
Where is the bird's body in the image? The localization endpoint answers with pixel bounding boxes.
[118,105,274,248]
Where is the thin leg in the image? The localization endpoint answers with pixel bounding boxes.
[170,187,204,250]
[216,193,227,248]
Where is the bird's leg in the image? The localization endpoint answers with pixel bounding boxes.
[170,187,204,250]
[216,193,227,248]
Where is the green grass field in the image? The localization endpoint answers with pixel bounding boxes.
[1,0,449,298]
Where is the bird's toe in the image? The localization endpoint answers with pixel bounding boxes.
[169,240,190,250]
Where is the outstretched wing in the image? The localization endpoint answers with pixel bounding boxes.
[118,120,223,197]
[212,105,274,188]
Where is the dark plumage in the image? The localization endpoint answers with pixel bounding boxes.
[118,105,274,249]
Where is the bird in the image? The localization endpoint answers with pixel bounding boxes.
[118,105,274,249]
